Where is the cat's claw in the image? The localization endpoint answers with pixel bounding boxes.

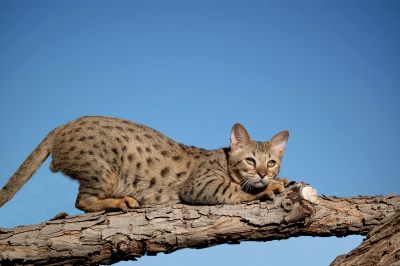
[118,196,140,212]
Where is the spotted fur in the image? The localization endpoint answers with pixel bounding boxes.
[0,117,289,212]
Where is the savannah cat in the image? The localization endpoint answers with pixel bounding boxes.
[0,116,289,212]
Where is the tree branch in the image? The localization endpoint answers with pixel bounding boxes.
[331,211,400,266]
[1,183,399,265]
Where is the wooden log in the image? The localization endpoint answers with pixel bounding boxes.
[331,211,400,266]
[0,182,399,266]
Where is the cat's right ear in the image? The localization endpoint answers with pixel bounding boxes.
[230,123,251,153]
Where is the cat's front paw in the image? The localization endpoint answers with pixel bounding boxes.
[275,177,289,186]
[256,180,285,201]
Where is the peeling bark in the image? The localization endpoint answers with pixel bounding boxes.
[0,183,399,266]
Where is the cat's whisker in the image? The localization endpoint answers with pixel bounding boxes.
[241,177,253,193]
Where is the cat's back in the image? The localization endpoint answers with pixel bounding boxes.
[51,116,194,181]
[52,116,175,149]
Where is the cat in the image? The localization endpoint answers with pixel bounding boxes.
[0,116,289,212]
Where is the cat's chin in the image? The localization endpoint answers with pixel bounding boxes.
[251,182,267,189]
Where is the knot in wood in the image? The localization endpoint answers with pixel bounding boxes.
[282,199,293,212]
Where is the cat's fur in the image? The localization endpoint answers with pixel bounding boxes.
[0,116,289,212]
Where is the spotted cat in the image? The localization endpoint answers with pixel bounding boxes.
[0,116,289,212]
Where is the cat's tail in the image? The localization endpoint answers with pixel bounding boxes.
[0,129,56,208]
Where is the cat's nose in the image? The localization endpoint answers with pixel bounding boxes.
[258,171,267,178]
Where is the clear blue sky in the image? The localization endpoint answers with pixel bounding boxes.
[0,1,399,265]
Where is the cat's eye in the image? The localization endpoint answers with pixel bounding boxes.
[245,158,256,165]
[267,160,276,167]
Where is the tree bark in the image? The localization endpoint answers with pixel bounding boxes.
[331,211,400,266]
[0,183,399,266]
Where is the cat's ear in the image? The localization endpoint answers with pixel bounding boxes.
[230,123,251,152]
[270,130,289,155]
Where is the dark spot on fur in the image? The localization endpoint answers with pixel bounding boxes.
[95,170,102,176]
[122,135,129,142]
[112,148,118,155]
[172,156,182,161]
[102,125,112,129]
[161,150,169,157]
[136,162,142,169]
[115,137,122,143]
[101,140,106,145]
[155,195,161,201]
[145,146,151,152]
[137,146,143,154]
[128,154,134,162]
[89,151,94,155]
[158,188,163,193]
[79,137,86,141]
[135,135,142,141]
[133,175,140,186]
[68,146,76,152]
[88,136,95,140]
[93,143,100,149]
[81,162,91,167]
[100,131,107,136]
[122,145,127,151]
[149,177,156,188]
[176,171,186,178]
[153,144,162,150]
[92,121,100,125]
[146,158,154,166]
[186,161,191,169]
[160,167,170,177]
[116,126,124,131]
[79,150,86,155]
[144,134,153,139]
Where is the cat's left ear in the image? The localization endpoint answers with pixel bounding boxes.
[270,130,289,155]
[230,123,251,153]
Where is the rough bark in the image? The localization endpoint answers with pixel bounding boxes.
[0,183,399,266]
[331,211,400,266]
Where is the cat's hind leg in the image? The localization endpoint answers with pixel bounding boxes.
[74,172,140,212]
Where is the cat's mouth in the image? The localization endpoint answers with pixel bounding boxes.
[241,175,271,191]
[250,176,271,188]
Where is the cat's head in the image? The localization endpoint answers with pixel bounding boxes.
[228,123,289,191]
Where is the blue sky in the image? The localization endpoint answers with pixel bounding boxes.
[0,1,399,265]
